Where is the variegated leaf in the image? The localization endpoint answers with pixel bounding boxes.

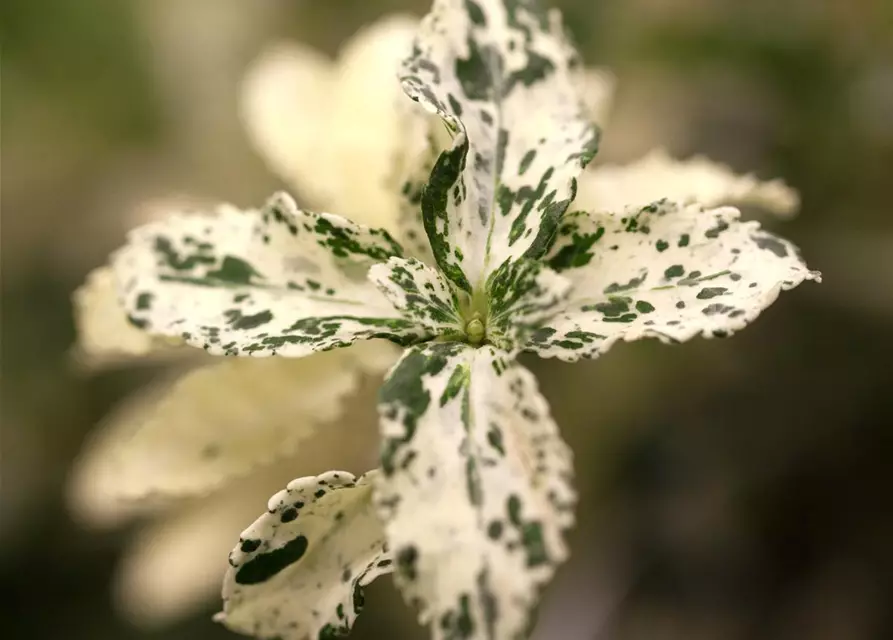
[113,192,430,358]
[574,148,800,218]
[393,65,613,269]
[530,200,820,361]
[376,343,575,639]
[401,0,599,292]
[485,258,571,352]
[218,470,391,640]
[369,257,465,338]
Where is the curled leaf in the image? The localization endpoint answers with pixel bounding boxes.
[218,470,391,640]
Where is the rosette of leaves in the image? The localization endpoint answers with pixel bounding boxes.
[100,1,819,638]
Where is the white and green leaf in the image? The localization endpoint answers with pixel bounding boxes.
[376,343,575,639]
[401,0,599,292]
[218,470,391,640]
[113,192,431,358]
[530,199,820,361]
[369,257,465,338]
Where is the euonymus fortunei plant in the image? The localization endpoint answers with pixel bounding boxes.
[100,1,819,638]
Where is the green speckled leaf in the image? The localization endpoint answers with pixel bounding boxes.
[530,199,820,361]
[217,470,391,640]
[402,0,599,293]
[369,257,465,338]
[376,343,575,639]
[112,192,432,358]
[485,258,571,352]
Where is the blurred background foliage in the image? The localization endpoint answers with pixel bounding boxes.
[1,0,891,638]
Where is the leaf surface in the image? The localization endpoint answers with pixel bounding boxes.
[530,200,820,360]
[401,0,599,292]
[113,193,429,358]
[218,470,391,640]
[376,342,575,639]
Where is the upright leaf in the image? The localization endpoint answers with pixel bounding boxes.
[218,470,391,640]
[376,342,575,639]
[113,193,430,358]
[401,0,599,293]
[241,15,426,231]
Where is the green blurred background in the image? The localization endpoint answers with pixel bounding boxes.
[2,0,891,638]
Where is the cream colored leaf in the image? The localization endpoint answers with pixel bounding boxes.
[71,266,185,370]
[67,341,400,528]
[241,40,336,208]
[575,148,800,218]
[68,349,369,505]
[330,14,422,230]
[241,15,420,232]
[113,461,299,627]
[68,372,184,528]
